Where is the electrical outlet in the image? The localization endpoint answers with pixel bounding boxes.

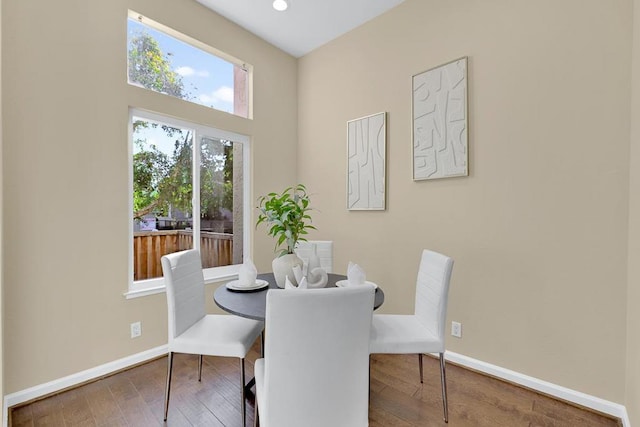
[130,321,142,338]
[451,321,462,338]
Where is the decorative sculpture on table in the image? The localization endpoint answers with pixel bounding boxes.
[285,275,308,289]
[284,244,329,289]
[292,263,328,289]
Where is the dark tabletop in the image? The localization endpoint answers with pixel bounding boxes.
[214,272,385,321]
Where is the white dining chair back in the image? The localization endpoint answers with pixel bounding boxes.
[414,249,454,347]
[161,249,263,426]
[255,285,375,427]
[369,249,454,423]
[162,249,206,341]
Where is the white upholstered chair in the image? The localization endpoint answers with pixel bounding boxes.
[369,249,454,423]
[254,285,375,427]
[161,249,263,426]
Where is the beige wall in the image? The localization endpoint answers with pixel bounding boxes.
[2,0,297,393]
[627,0,640,423]
[298,0,631,403]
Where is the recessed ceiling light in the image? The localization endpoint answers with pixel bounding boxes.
[273,0,288,12]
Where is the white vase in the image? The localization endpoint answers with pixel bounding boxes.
[272,253,304,288]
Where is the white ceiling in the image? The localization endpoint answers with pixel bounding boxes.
[196,0,407,58]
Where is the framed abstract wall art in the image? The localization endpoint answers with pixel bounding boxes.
[412,57,468,180]
[347,112,386,210]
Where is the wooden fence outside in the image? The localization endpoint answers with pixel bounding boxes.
[133,230,233,281]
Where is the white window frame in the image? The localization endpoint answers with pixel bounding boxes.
[125,108,251,299]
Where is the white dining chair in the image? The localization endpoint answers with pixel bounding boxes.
[254,285,375,427]
[161,249,264,426]
[369,249,454,423]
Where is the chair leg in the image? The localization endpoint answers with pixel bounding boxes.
[240,358,246,427]
[261,331,265,358]
[164,352,174,421]
[368,354,372,399]
[439,352,449,423]
[198,354,203,381]
[418,353,424,384]
[254,391,259,427]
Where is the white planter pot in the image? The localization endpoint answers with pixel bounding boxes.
[272,253,304,288]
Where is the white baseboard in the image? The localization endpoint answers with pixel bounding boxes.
[444,351,630,426]
[2,347,630,427]
[2,345,168,427]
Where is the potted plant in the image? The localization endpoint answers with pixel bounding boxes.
[256,184,316,287]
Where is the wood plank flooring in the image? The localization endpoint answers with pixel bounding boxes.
[10,342,620,426]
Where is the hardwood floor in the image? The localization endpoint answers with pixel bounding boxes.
[10,342,620,426]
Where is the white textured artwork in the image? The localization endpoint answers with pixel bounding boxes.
[347,112,386,210]
[413,57,468,180]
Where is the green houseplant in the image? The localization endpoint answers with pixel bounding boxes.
[256,184,316,287]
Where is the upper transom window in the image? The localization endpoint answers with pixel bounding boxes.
[127,11,251,119]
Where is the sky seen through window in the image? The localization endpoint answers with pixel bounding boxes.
[128,18,235,114]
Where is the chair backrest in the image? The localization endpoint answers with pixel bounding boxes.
[262,286,375,427]
[294,240,333,273]
[414,249,454,344]
[161,249,206,342]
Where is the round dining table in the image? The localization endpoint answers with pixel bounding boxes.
[214,272,385,321]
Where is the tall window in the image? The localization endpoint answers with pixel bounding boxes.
[126,12,252,297]
[129,110,249,295]
[127,11,251,119]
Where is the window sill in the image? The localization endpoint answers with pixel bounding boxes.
[123,269,239,300]
[123,285,166,299]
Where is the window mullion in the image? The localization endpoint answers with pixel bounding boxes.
[192,130,201,252]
